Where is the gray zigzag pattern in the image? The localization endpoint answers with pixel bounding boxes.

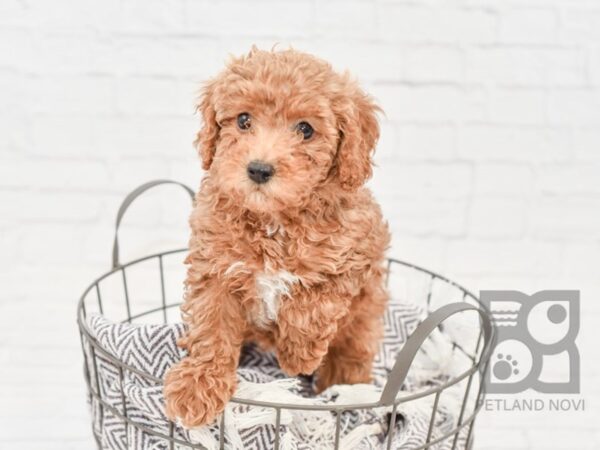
[85,301,465,449]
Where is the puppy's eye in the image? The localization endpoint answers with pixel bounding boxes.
[295,121,314,140]
[237,113,251,130]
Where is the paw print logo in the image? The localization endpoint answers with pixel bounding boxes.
[482,290,580,394]
[493,354,519,380]
[488,339,531,387]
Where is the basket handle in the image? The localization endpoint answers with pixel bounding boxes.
[379,302,494,406]
[112,179,195,269]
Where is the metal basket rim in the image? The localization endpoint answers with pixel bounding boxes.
[77,249,493,411]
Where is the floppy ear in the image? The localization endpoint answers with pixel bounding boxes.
[333,83,380,191]
[194,81,220,170]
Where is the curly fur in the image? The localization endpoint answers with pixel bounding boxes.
[164,47,390,428]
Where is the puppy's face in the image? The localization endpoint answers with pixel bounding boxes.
[196,49,380,213]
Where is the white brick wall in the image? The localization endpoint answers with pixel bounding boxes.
[1,0,599,448]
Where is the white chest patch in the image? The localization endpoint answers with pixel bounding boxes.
[254,270,299,328]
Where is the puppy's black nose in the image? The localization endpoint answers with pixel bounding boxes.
[247,161,274,184]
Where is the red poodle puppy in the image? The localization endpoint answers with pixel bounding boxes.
[164,48,390,428]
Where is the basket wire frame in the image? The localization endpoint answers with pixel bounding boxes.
[77,180,495,450]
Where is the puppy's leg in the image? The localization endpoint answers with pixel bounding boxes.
[164,275,245,428]
[316,280,387,392]
[275,286,349,376]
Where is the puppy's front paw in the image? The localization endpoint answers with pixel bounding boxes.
[278,352,324,376]
[164,358,236,428]
[276,340,329,376]
[315,357,372,393]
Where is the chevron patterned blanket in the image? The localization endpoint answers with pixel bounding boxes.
[86,300,467,449]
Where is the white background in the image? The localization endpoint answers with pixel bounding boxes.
[1,0,599,448]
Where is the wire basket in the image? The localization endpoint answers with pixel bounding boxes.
[77,180,495,450]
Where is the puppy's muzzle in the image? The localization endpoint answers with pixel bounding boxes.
[247,161,274,184]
